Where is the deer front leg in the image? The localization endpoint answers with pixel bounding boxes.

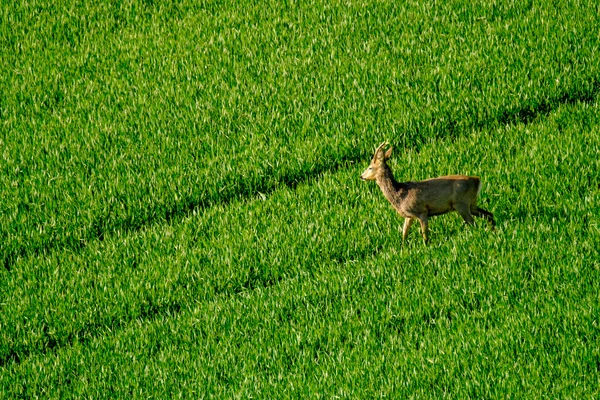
[402,218,414,242]
[417,215,429,244]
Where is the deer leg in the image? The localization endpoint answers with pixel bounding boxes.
[416,215,429,243]
[471,206,496,227]
[402,218,414,242]
[455,203,474,225]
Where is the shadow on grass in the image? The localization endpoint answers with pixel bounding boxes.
[485,78,600,128]
[2,152,362,272]
[4,79,600,273]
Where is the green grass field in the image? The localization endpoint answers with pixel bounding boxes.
[1,0,599,397]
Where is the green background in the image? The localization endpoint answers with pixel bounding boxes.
[1,0,599,397]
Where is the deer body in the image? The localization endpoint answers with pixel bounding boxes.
[361,142,495,243]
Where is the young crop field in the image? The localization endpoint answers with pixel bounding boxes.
[1,0,599,398]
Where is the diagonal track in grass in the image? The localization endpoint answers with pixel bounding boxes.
[489,77,600,128]
[4,78,600,274]
[1,149,362,271]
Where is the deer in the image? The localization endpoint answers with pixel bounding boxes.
[360,142,495,243]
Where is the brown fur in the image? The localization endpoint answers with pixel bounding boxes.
[360,142,495,243]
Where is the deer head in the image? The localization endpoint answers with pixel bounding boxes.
[360,142,393,181]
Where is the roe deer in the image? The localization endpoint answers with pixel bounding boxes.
[360,142,495,243]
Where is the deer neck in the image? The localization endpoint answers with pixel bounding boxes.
[375,164,402,201]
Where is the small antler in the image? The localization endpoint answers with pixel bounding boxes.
[374,141,389,159]
[375,141,389,153]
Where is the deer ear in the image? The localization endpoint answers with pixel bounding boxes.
[384,146,393,160]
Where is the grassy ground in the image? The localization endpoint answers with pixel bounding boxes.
[1,0,599,398]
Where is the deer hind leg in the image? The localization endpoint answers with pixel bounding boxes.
[416,215,429,243]
[455,203,475,225]
[402,218,414,242]
[471,205,496,227]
